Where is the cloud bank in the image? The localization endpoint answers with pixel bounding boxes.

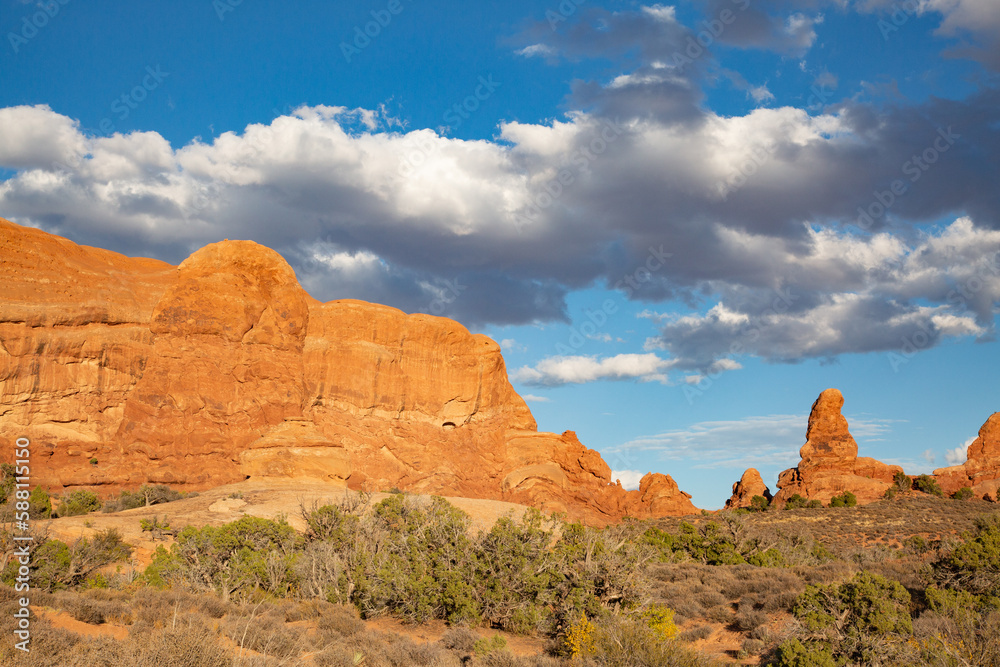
[1,3,997,381]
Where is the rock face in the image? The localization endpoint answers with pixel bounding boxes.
[773,389,903,506]
[725,468,772,509]
[933,413,1000,500]
[0,218,697,525]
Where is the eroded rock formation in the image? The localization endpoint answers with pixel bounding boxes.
[773,388,903,506]
[0,218,697,524]
[933,413,1000,500]
[725,468,772,509]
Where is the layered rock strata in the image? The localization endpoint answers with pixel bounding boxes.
[0,218,696,524]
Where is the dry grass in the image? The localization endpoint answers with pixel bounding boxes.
[656,494,999,552]
[0,586,563,666]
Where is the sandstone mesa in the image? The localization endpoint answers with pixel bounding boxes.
[0,218,696,525]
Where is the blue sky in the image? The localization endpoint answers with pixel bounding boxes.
[1,0,998,507]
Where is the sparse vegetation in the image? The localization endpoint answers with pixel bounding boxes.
[953,486,974,500]
[783,494,822,510]
[914,474,945,497]
[139,515,173,541]
[57,489,102,517]
[828,491,857,508]
[28,485,53,519]
[5,488,1000,665]
[885,471,913,500]
[2,527,132,592]
[102,484,187,512]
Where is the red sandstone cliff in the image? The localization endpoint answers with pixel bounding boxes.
[0,218,696,525]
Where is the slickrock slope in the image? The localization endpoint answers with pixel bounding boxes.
[725,468,772,509]
[933,413,1000,501]
[0,218,696,525]
[773,388,903,506]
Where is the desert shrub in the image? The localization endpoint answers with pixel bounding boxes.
[315,603,366,640]
[185,594,228,621]
[68,596,108,624]
[740,636,767,658]
[146,515,301,600]
[223,608,305,659]
[140,515,174,540]
[56,489,102,517]
[28,486,52,519]
[474,633,508,657]
[470,511,555,630]
[349,494,481,624]
[783,494,821,510]
[678,624,713,642]
[749,495,770,512]
[568,611,716,666]
[746,547,786,568]
[140,495,669,647]
[734,607,767,633]
[916,587,1000,665]
[784,495,807,509]
[772,637,837,667]
[0,601,83,664]
[705,605,732,624]
[828,491,857,508]
[884,471,913,500]
[131,620,232,667]
[953,487,974,500]
[788,571,915,665]
[0,464,17,504]
[914,475,944,497]
[934,514,1000,595]
[301,496,654,634]
[2,528,131,592]
[441,625,478,652]
[641,603,679,639]
[302,502,360,547]
[102,484,185,512]
[644,521,745,565]
[903,534,928,553]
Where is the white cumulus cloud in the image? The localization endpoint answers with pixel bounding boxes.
[512,353,674,386]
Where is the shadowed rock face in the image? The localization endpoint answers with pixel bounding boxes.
[773,389,903,506]
[933,413,1000,501]
[725,468,771,509]
[0,218,697,525]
